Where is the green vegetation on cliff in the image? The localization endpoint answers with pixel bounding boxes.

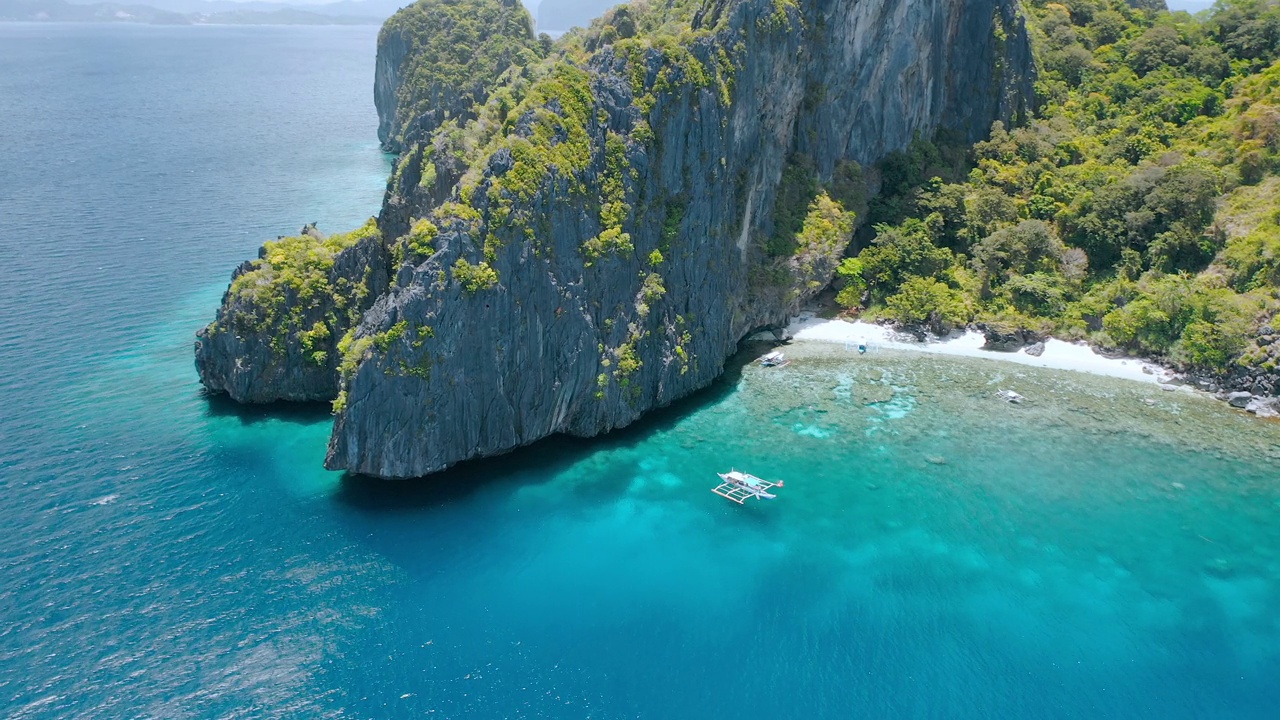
[201,0,1053,473]
[218,219,381,355]
[380,0,547,150]
[406,0,739,288]
[834,0,1280,375]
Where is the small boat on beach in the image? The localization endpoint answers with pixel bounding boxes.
[996,389,1025,403]
[713,469,784,504]
[760,351,790,368]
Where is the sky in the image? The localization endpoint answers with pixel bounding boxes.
[1165,0,1216,11]
[205,0,1212,14]
[203,0,537,5]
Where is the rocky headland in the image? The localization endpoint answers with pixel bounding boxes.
[198,0,1040,478]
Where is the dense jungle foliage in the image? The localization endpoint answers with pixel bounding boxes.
[839,0,1280,375]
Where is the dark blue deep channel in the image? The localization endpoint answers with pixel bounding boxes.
[2,23,1279,719]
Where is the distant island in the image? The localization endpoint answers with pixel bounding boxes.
[534,0,615,35]
[0,0,629,36]
[0,0,404,25]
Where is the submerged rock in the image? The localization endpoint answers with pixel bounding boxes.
[1227,391,1253,408]
[1245,396,1280,418]
[860,385,897,405]
[1204,557,1234,578]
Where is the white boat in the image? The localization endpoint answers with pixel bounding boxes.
[760,351,790,367]
[713,469,784,504]
[996,389,1025,403]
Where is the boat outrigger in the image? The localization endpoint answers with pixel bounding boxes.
[713,469,784,504]
[760,351,790,368]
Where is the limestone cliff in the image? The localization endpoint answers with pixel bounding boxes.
[199,0,546,403]
[196,221,392,403]
[331,0,1034,477]
[374,0,546,152]
[198,0,1036,477]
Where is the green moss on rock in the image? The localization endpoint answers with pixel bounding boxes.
[453,257,500,292]
[379,0,545,150]
[224,218,381,352]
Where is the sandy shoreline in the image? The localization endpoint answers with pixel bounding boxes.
[785,314,1183,387]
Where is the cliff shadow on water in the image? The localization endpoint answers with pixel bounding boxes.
[331,339,767,509]
[201,391,335,426]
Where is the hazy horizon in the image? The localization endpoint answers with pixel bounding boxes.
[134,0,1208,9]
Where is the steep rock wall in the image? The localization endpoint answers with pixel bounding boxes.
[374,0,545,152]
[198,0,545,404]
[374,27,410,151]
[323,0,1035,477]
[196,223,392,403]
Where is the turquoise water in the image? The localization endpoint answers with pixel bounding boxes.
[3,23,1280,719]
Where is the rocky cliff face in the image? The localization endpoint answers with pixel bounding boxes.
[199,0,545,403]
[329,0,1034,477]
[199,0,1036,478]
[374,0,545,152]
[374,24,410,151]
[196,221,392,403]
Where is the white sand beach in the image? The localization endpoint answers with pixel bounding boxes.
[787,314,1182,387]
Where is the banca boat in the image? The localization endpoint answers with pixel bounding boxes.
[713,469,784,504]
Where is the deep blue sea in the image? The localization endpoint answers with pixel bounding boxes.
[2,22,1280,720]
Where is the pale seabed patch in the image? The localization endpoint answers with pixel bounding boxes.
[419,340,1279,715]
[524,343,1280,695]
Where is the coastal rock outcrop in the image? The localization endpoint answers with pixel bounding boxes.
[374,0,546,152]
[1215,391,1280,417]
[196,221,392,403]
[330,0,1035,477]
[199,0,1037,478]
[1213,320,1280,401]
[1245,396,1280,418]
[981,325,1043,352]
